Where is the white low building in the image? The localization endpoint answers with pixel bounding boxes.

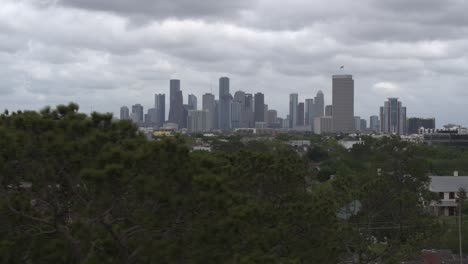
[428,175,468,216]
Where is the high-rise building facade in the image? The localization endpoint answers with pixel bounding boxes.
[314,116,333,134]
[360,119,367,132]
[325,105,333,116]
[305,99,314,126]
[332,75,354,133]
[234,91,247,128]
[314,90,325,118]
[120,106,130,120]
[289,93,298,128]
[155,94,165,127]
[131,104,144,124]
[354,116,361,132]
[146,108,159,126]
[370,115,380,132]
[187,110,209,133]
[380,98,407,135]
[297,102,305,126]
[231,101,242,129]
[188,94,197,110]
[267,110,278,127]
[408,117,435,134]
[168,80,184,126]
[254,92,265,123]
[202,93,216,131]
[244,94,254,128]
[218,77,232,130]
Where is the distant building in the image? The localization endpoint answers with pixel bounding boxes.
[325,105,333,116]
[131,104,144,124]
[360,119,367,132]
[155,94,165,127]
[120,106,130,120]
[254,92,265,123]
[146,108,159,127]
[297,102,305,126]
[380,98,407,134]
[332,75,354,133]
[168,79,184,127]
[187,110,209,133]
[369,115,380,132]
[231,101,242,129]
[314,116,333,134]
[267,110,278,127]
[234,91,247,128]
[289,93,298,128]
[354,116,361,132]
[314,90,325,118]
[188,94,198,110]
[408,117,436,134]
[202,93,216,131]
[244,93,254,128]
[218,77,232,130]
[305,98,314,126]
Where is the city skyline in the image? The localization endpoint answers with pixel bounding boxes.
[2,0,468,126]
[120,76,438,135]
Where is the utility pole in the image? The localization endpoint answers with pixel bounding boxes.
[458,188,466,264]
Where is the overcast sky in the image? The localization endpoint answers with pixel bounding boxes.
[2,0,468,126]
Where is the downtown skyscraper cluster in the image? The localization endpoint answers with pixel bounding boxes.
[120,77,279,133]
[119,73,434,135]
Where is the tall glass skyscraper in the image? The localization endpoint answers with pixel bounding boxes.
[218,77,232,130]
[380,98,407,135]
[289,93,298,128]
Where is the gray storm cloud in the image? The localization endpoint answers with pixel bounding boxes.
[1,0,468,126]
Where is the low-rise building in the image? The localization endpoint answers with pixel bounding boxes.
[428,175,468,216]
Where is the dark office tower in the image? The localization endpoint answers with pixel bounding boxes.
[254,92,265,123]
[155,94,165,126]
[325,105,333,116]
[369,115,380,132]
[188,94,197,110]
[120,106,130,120]
[332,75,354,133]
[408,117,436,134]
[264,104,268,124]
[314,90,325,118]
[289,93,298,128]
[297,102,305,126]
[131,104,144,123]
[202,93,216,130]
[380,98,407,135]
[244,93,254,128]
[305,99,314,126]
[168,79,184,126]
[218,77,232,130]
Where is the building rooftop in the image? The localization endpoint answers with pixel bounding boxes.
[332,74,353,79]
[429,176,468,192]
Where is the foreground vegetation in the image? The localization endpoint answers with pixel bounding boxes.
[0,104,464,263]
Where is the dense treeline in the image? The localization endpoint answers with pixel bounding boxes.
[0,104,449,263]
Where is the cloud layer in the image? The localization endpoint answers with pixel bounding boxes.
[1,0,468,126]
